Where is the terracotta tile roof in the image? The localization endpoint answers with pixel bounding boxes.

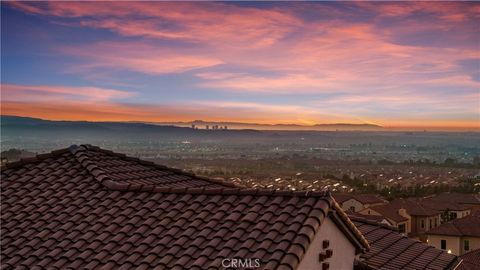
[332,193,387,205]
[351,217,461,270]
[428,193,480,206]
[419,199,470,212]
[332,193,354,204]
[458,248,480,270]
[389,198,440,217]
[426,214,480,237]
[369,204,409,223]
[1,144,368,270]
[352,194,387,205]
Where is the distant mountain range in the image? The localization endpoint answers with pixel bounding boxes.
[0,115,261,142]
[1,115,383,134]
[155,119,383,131]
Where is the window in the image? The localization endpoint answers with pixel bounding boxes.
[429,219,432,229]
[441,240,447,250]
[434,218,437,227]
[350,206,356,212]
[398,223,406,233]
[421,219,425,229]
[464,240,470,251]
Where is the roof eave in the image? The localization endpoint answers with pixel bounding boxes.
[328,209,369,254]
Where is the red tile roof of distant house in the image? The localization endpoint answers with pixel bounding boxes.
[332,193,386,205]
[390,198,440,217]
[351,217,461,270]
[1,145,369,270]
[428,193,480,206]
[420,198,471,212]
[352,194,387,205]
[332,193,354,203]
[426,214,480,237]
[369,204,409,223]
[347,211,393,226]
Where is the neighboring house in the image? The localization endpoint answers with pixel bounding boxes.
[391,198,441,239]
[426,193,480,213]
[351,216,462,270]
[333,193,387,213]
[360,204,410,235]
[361,198,441,239]
[420,198,471,223]
[458,248,480,270]
[426,213,480,256]
[1,145,371,270]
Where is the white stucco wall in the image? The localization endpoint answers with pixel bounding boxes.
[427,235,460,255]
[427,235,480,256]
[297,217,356,270]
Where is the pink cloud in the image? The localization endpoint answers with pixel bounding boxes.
[5,2,478,129]
[9,2,300,49]
[61,42,222,75]
[356,2,478,20]
[2,84,135,102]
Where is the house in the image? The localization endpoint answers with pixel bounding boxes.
[1,145,370,270]
[420,198,471,223]
[359,203,410,235]
[427,193,480,212]
[361,198,442,239]
[350,216,461,270]
[390,198,441,239]
[426,213,480,256]
[333,193,387,213]
[458,248,480,270]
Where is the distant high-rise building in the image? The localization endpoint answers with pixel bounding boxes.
[206,125,209,130]
[224,126,228,130]
[191,124,196,129]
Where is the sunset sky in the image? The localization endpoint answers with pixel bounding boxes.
[1,1,479,130]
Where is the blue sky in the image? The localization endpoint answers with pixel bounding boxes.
[1,1,479,130]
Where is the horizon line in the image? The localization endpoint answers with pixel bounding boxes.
[2,114,479,132]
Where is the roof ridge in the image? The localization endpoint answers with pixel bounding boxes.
[77,144,240,189]
[1,147,71,170]
[70,144,340,197]
[348,215,399,231]
[70,144,129,190]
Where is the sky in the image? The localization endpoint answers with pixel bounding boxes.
[1,1,479,130]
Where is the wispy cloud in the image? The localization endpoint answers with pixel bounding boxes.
[61,42,222,75]
[2,84,135,102]
[4,2,479,129]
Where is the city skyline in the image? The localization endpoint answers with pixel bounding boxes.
[1,2,479,131]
